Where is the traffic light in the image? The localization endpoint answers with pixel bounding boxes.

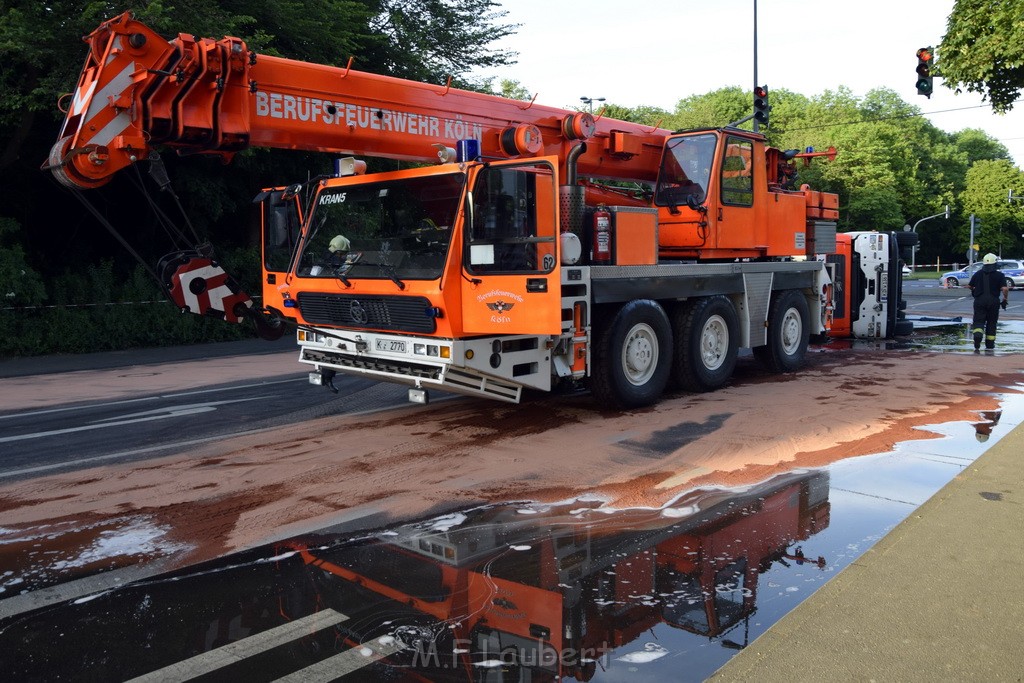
[916,47,933,98]
[753,85,769,128]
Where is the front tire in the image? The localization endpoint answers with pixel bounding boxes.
[590,300,672,409]
[671,296,739,392]
[753,289,809,373]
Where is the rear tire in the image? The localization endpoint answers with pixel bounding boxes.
[753,289,809,373]
[590,300,672,409]
[671,296,739,392]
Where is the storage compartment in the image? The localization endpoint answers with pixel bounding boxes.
[802,186,839,220]
[610,206,659,265]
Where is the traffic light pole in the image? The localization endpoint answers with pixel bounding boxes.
[753,0,759,132]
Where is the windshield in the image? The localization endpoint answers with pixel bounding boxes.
[296,172,465,282]
[655,133,717,208]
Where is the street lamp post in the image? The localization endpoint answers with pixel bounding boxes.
[580,96,605,114]
[909,204,950,273]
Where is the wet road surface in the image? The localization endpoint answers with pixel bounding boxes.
[1,324,1023,681]
[0,391,1019,682]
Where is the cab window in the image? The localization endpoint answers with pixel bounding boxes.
[466,163,557,275]
[721,137,753,206]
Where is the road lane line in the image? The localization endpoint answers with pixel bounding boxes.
[0,429,271,479]
[0,377,305,421]
[0,397,271,444]
[126,609,349,682]
[273,636,404,682]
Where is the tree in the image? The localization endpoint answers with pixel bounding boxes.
[938,0,1024,112]
[961,159,1024,255]
[950,129,1011,165]
[363,0,518,82]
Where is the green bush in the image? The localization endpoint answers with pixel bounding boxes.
[0,247,261,358]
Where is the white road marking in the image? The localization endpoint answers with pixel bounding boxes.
[0,397,271,444]
[0,376,305,421]
[126,609,349,682]
[273,636,404,682]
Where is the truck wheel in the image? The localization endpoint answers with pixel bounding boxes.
[753,290,809,373]
[590,300,672,409]
[671,296,739,392]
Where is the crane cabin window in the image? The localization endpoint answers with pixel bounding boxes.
[465,163,557,275]
[655,134,716,210]
[720,137,754,206]
[296,172,464,282]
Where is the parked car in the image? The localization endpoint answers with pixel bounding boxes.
[941,259,1024,288]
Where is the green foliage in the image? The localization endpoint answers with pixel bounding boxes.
[951,129,1011,165]
[668,86,750,130]
[938,0,1024,112]
[0,247,260,357]
[484,78,532,101]
[0,217,46,307]
[961,159,1024,254]
[363,0,518,81]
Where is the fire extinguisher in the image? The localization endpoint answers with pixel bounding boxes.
[592,205,612,264]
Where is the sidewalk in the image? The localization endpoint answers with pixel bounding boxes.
[711,418,1024,681]
[0,336,295,378]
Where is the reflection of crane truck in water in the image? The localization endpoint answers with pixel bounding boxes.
[49,12,913,408]
[285,470,830,679]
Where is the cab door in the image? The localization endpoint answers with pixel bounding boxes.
[460,158,561,335]
[257,186,303,312]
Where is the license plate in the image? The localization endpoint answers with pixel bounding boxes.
[375,339,407,353]
[880,273,888,301]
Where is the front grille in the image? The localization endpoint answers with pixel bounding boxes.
[297,293,436,334]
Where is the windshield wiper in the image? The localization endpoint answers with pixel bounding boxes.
[383,267,406,291]
[334,269,352,288]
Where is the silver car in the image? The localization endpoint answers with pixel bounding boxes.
[942,259,1024,288]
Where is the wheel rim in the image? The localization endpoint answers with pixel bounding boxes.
[621,323,659,386]
[699,314,729,371]
[779,307,803,355]
[948,278,958,287]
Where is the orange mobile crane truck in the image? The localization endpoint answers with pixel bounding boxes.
[46,12,914,409]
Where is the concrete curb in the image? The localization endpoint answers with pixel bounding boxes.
[710,418,1024,681]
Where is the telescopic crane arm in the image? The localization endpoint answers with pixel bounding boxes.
[48,11,671,191]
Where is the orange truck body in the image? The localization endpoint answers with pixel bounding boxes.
[49,12,912,407]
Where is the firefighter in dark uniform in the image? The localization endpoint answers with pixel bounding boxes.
[967,253,1010,350]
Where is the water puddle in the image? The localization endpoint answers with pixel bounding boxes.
[905,318,1024,354]
[1,392,1021,681]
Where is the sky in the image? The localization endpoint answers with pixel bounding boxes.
[474,0,1024,166]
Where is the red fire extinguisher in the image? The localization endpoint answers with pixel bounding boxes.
[592,205,612,264]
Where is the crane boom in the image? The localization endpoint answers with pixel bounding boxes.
[49,11,668,190]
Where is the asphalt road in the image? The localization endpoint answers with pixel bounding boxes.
[0,338,413,481]
[901,277,1024,320]
[0,278,1013,482]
